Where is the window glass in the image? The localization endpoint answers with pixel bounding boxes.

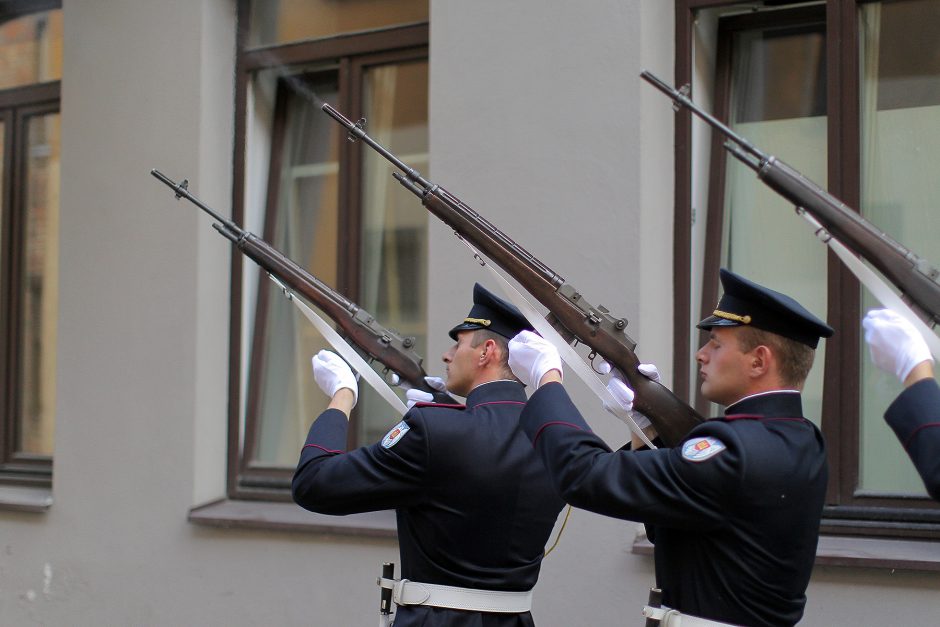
[18,111,59,457]
[248,0,428,48]
[718,23,828,422]
[357,60,429,444]
[857,0,940,494]
[243,59,430,466]
[248,75,341,467]
[0,10,62,90]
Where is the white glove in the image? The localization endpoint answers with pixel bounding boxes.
[603,364,661,429]
[405,376,447,408]
[863,308,934,382]
[311,350,359,407]
[508,330,563,387]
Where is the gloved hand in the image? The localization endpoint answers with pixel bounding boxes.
[862,308,934,383]
[311,350,359,407]
[508,330,563,387]
[405,376,447,408]
[604,364,661,429]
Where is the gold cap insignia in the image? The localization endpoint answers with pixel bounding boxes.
[712,309,752,324]
[463,317,491,326]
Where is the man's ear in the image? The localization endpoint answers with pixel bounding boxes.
[479,338,500,365]
[749,345,772,378]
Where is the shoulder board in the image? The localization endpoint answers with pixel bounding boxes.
[413,402,466,410]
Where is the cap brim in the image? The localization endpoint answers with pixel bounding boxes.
[696,315,743,330]
[448,322,485,341]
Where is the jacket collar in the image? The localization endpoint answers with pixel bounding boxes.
[724,390,804,418]
[465,379,527,408]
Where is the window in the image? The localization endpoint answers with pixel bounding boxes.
[230,1,429,499]
[0,1,61,489]
[675,0,940,538]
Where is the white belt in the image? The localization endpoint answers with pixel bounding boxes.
[377,577,533,613]
[642,605,740,627]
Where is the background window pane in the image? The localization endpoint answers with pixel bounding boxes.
[857,0,940,494]
[248,0,428,48]
[357,60,429,445]
[249,78,341,467]
[18,112,59,456]
[0,10,62,90]
[718,25,828,422]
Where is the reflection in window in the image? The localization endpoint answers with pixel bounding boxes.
[246,74,341,468]
[858,0,940,494]
[714,20,828,422]
[242,60,429,468]
[357,61,429,444]
[19,113,59,457]
[248,0,428,48]
[0,10,62,90]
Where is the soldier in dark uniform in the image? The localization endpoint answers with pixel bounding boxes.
[292,283,565,627]
[508,268,832,627]
[863,307,940,500]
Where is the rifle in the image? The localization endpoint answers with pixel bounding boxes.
[321,106,704,447]
[640,70,940,325]
[151,169,452,402]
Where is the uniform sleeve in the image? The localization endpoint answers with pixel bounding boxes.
[520,382,741,530]
[885,378,940,501]
[291,408,431,515]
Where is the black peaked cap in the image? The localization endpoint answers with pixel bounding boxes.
[448,283,534,341]
[697,268,834,348]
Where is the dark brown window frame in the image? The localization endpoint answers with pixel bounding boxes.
[673,0,940,540]
[0,80,60,489]
[229,1,429,501]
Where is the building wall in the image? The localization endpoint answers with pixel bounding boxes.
[0,1,938,625]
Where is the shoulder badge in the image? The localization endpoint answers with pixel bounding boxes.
[681,436,726,462]
[381,421,411,449]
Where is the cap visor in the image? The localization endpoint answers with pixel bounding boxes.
[696,315,742,330]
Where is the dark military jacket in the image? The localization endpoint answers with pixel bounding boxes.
[520,383,827,627]
[292,380,565,627]
[885,377,940,501]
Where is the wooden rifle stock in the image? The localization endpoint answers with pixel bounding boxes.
[150,169,450,401]
[322,105,704,446]
[641,70,940,324]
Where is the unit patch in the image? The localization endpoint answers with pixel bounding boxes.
[681,436,726,462]
[382,421,411,449]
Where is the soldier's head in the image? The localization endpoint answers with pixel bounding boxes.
[695,268,833,406]
[443,283,533,396]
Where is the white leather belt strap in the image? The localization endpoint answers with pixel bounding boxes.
[642,605,739,627]
[377,577,532,613]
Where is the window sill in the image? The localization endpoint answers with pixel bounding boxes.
[632,534,940,572]
[0,485,53,512]
[188,498,397,539]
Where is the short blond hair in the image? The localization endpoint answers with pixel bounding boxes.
[735,326,815,387]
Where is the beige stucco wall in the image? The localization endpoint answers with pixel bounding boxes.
[1,0,939,625]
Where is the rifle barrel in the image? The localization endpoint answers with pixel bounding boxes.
[151,169,239,231]
[639,70,766,163]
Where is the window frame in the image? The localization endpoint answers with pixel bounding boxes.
[228,1,429,501]
[0,74,60,488]
[673,0,940,540]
